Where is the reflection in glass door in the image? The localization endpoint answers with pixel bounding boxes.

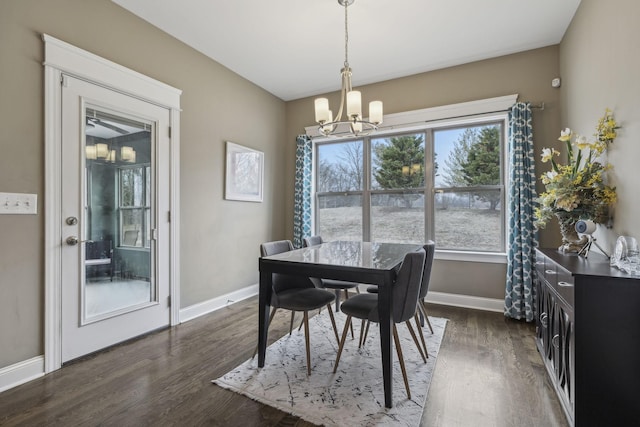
[83,108,154,322]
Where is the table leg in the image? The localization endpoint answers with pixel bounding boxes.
[258,267,272,367]
[378,279,394,408]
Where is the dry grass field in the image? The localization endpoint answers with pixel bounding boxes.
[319,206,502,251]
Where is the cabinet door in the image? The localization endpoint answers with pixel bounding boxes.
[557,302,574,411]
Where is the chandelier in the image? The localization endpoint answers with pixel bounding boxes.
[314,0,383,137]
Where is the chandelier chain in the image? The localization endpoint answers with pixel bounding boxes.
[344,0,349,69]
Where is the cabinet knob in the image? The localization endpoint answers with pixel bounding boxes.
[545,269,556,275]
[552,334,560,349]
[557,281,573,287]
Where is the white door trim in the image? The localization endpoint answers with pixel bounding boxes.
[43,34,182,373]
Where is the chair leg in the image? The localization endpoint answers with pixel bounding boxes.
[333,315,352,373]
[393,324,411,400]
[362,320,371,346]
[343,291,354,339]
[420,300,434,334]
[252,307,278,359]
[405,319,427,363]
[414,313,429,359]
[290,311,297,335]
[326,303,340,345]
[358,319,366,348]
[303,311,311,376]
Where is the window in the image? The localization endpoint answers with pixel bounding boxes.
[314,111,507,255]
[119,165,151,248]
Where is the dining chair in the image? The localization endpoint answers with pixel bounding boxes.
[360,242,435,361]
[257,239,340,375]
[303,235,361,312]
[333,248,426,400]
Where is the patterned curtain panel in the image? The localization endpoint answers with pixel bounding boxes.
[504,102,538,321]
[293,135,313,248]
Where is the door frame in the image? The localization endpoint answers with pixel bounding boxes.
[43,34,182,373]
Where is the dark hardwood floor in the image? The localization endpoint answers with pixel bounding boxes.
[0,298,567,426]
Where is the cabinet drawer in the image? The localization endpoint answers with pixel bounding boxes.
[553,267,575,306]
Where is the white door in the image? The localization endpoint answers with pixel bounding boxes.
[60,75,171,362]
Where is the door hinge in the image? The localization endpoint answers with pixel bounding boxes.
[167,211,171,222]
[152,228,158,241]
[61,74,68,87]
[168,126,172,138]
[167,295,171,307]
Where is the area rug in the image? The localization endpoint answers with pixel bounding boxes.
[213,311,448,426]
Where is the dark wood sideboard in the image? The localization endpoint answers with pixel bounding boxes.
[534,248,640,427]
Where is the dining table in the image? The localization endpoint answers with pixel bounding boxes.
[257,240,423,408]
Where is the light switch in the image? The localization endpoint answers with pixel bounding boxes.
[0,192,38,215]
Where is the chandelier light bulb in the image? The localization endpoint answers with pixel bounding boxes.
[369,101,383,125]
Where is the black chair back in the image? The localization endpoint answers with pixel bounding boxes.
[393,248,426,323]
[418,241,435,300]
[260,240,314,294]
[303,235,323,247]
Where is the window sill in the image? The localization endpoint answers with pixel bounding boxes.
[435,250,507,264]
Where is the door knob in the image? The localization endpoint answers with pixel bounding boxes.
[66,216,78,225]
[66,236,79,246]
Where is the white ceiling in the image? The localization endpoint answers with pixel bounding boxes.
[111,0,581,101]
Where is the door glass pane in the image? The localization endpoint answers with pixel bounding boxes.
[84,107,154,321]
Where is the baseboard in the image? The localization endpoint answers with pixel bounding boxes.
[426,291,504,313]
[0,356,45,393]
[179,284,259,323]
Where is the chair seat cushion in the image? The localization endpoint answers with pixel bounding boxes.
[321,279,360,289]
[340,293,380,321]
[276,288,335,311]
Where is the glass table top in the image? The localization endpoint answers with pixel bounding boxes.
[261,241,422,271]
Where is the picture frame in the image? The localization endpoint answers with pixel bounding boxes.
[225,141,264,202]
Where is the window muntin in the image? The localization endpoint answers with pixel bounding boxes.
[314,116,506,254]
[119,165,151,248]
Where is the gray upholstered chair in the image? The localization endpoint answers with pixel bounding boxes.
[366,241,436,352]
[303,235,361,312]
[258,240,340,375]
[333,248,426,399]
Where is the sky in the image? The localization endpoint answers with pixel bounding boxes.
[316,128,465,187]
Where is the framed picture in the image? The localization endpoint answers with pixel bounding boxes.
[225,141,264,202]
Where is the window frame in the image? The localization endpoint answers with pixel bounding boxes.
[118,164,151,249]
[309,95,515,264]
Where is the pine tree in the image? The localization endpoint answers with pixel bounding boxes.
[372,135,425,189]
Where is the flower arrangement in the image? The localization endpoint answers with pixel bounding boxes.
[534,109,618,237]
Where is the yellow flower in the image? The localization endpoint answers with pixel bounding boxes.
[540,148,559,162]
[558,128,572,142]
[575,135,592,150]
[535,110,618,229]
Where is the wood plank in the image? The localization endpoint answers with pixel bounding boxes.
[0,298,567,426]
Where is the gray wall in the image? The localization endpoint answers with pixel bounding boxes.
[286,46,564,301]
[0,0,286,368]
[560,0,640,250]
[2,0,638,373]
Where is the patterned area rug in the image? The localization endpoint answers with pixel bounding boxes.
[213,311,447,426]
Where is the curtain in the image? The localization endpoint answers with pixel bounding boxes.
[504,102,538,322]
[293,135,313,248]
